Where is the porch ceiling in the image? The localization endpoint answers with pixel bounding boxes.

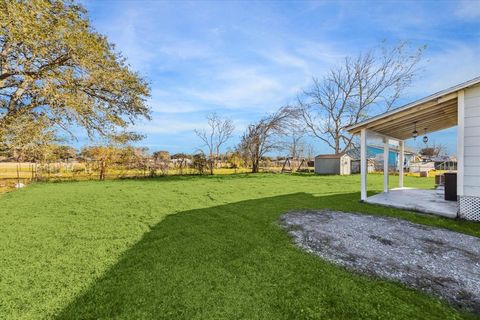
[348,94,458,140]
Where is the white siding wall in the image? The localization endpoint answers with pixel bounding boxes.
[464,85,480,197]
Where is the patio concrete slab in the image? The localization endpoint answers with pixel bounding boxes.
[365,188,458,218]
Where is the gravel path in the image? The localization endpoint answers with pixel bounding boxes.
[280,210,480,312]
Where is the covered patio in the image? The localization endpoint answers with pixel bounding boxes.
[347,77,480,220]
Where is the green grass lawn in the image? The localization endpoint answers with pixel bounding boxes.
[0,174,478,319]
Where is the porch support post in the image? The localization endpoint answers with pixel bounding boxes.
[383,138,389,193]
[360,128,367,201]
[399,140,404,188]
[457,90,465,197]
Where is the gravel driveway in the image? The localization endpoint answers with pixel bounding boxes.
[280,210,480,312]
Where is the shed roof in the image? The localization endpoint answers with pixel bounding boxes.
[315,153,348,159]
[347,76,480,140]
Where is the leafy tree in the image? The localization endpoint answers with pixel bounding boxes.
[0,113,59,182]
[117,146,147,168]
[152,150,170,175]
[226,151,243,169]
[80,146,120,181]
[0,0,151,147]
[171,153,190,174]
[153,151,170,162]
[127,147,149,175]
[192,153,208,174]
[52,145,77,161]
[0,113,57,162]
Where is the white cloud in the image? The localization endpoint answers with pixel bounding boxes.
[405,42,480,99]
[295,41,345,66]
[261,50,309,72]
[455,0,480,19]
[148,100,207,114]
[147,89,210,113]
[182,66,296,110]
[158,40,214,60]
[135,119,206,135]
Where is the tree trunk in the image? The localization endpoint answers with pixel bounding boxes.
[252,159,259,173]
[99,160,106,181]
[209,152,215,175]
[16,162,20,186]
[209,160,214,175]
[335,133,340,154]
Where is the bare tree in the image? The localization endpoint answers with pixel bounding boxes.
[299,41,424,154]
[195,113,235,175]
[284,126,306,160]
[305,143,315,162]
[277,123,307,173]
[419,142,447,160]
[238,106,298,173]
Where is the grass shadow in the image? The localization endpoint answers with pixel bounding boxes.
[56,192,477,320]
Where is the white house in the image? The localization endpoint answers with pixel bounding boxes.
[347,76,480,221]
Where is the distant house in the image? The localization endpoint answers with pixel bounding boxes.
[367,145,414,171]
[429,155,457,170]
[409,155,457,173]
[347,145,414,173]
[314,153,352,175]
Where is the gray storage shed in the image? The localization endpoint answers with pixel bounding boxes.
[314,153,352,175]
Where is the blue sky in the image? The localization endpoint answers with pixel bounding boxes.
[81,0,480,155]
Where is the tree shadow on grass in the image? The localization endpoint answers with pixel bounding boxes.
[56,192,475,320]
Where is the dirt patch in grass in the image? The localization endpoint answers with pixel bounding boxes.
[280,210,480,313]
